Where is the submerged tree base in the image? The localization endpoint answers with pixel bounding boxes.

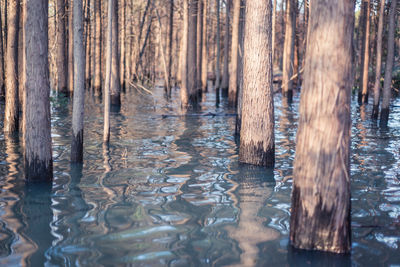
[372,105,379,120]
[24,157,53,182]
[239,141,275,167]
[71,130,84,163]
[380,108,389,127]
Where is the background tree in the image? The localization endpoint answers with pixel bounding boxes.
[228,0,241,106]
[56,0,68,95]
[220,0,230,90]
[359,0,371,104]
[110,0,121,106]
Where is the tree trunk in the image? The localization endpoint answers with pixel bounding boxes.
[110,0,121,106]
[24,0,53,181]
[282,0,296,101]
[0,3,5,97]
[235,0,245,136]
[359,0,370,104]
[180,0,189,107]
[104,0,113,144]
[119,0,125,89]
[228,0,241,106]
[94,0,102,95]
[68,0,74,94]
[272,0,276,66]
[4,0,19,134]
[84,0,91,89]
[187,0,198,102]
[380,0,397,127]
[372,0,386,119]
[215,0,221,89]
[56,0,68,95]
[220,0,230,90]
[18,0,25,133]
[239,0,274,167]
[71,0,86,163]
[196,0,203,95]
[167,0,174,94]
[290,0,353,253]
[201,0,208,91]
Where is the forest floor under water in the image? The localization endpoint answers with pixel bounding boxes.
[0,83,400,266]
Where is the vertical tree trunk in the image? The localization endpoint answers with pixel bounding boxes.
[196,0,203,95]
[215,0,221,89]
[4,0,19,134]
[220,0,230,90]
[68,0,74,94]
[104,0,113,143]
[282,0,296,101]
[56,0,68,95]
[372,0,386,119]
[180,0,189,107]
[359,0,370,104]
[239,0,274,167]
[0,3,5,97]
[235,0,245,136]
[167,0,174,94]
[201,0,208,91]
[94,0,102,95]
[228,0,241,106]
[119,0,125,89]
[110,0,121,105]
[71,0,86,163]
[187,0,198,101]
[272,0,276,65]
[290,0,353,253]
[84,0,91,88]
[124,0,132,87]
[24,0,53,181]
[380,0,397,127]
[18,0,25,133]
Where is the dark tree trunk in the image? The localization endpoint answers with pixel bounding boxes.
[220,0,230,90]
[56,0,68,95]
[282,0,296,101]
[196,0,203,95]
[187,0,198,102]
[235,0,245,136]
[228,0,241,106]
[290,0,354,253]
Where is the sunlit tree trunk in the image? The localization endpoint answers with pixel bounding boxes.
[71,0,86,163]
[239,0,274,167]
[119,0,125,89]
[228,0,241,106]
[104,0,113,143]
[290,0,353,253]
[109,0,121,105]
[359,0,370,104]
[4,0,20,134]
[380,0,397,127]
[180,0,189,108]
[282,0,296,101]
[56,0,68,95]
[201,0,208,91]
[372,0,385,119]
[94,0,102,95]
[215,0,221,89]
[68,0,74,94]
[220,0,230,90]
[24,0,53,181]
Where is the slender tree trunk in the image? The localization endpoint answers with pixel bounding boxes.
[201,0,208,91]
[290,0,353,253]
[228,0,241,106]
[94,0,102,95]
[84,0,91,89]
[272,0,276,66]
[167,0,174,94]
[239,0,274,167]
[220,0,230,90]
[282,0,296,101]
[110,0,121,105]
[18,0,25,133]
[180,0,189,107]
[68,0,74,94]
[235,0,245,136]
[187,0,198,101]
[359,0,370,104]
[0,3,5,97]
[56,0,68,95]
[124,0,132,87]
[104,0,113,143]
[4,0,19,134]
[71,0,86,163]
[380,0,397,127]
[215,0,221,89]
[196,0,203,95]
[24,0,53,181]
[372,0,386,119]
[119,0,125,89]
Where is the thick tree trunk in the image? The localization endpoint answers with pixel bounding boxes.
[24,0,53,181]
[71,0,86,163]
[180,0,189,107]
[220,0,230,90]
[372,0,385,119]
[215,0,221,89]
[110,0,121,106]
[239,0,274,167]
[201,0,208,91]
[104,0,113,143]
[282,0,296,101]
[4,0,19,134]
[380,0,397,127]
[359,0,370,104]
[94,0,102,95]
[196,0,203,95]
[56,0,68,95]
[68,0,74,94]
[290,0,353,253]
[228,0,241,106]
[187,0,198,101]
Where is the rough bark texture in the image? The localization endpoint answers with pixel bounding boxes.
[235,0,245,136]
[220,0,230,90]
[68,0,74,94]
[94,0,102,95]
[56,0,68,95]
[372,0,385,119]
[228,0,241,106]
[187,0,198,101]
[215,0,221,89]
[272,0,276,64]
[290,0,353,253]
[201,0,208,91]
[380,0,397,127]
[71,0,85,163]
[0,4,4,97]
[180,0,189,108]
[104,0,113,144]
[282,0,296,100]
[239,0,274,167]
[4,0,20,134]
[359,0,370,104]
[24,0,53,181]
[167,0,174,94]
[110,0,121,106]
[84,0,91,88]
[119,0,126,89]
[196,0,203,95]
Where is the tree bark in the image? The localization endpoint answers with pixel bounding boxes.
[282,0,296,101]
[290,0,353,253]
[119,0,125,89]
[196,0,203,95]
[68,0,74,94]
[239,0,274,167]
[4,0,20,134]
[24,0,53,181]
[71,0,86,163]
[228,0,241,106]
[56,0,68,95]
[358,0,370,104]
[0,2,5,97]
[110,0,121,106]
[372,0,385,119]
[235,0,245,136]
[84,0,91,89]
[167,0,174,94]
[187,0,198,102]
[104,0,113,144]
[180,0,189,108]
[380,0,397,127]
[201,0,208,91]
[220,0,230,90]
[272,0,276,65]
[94,0,102,95]
[215,0,221,89]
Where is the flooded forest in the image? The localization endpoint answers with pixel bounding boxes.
[0,0,400,266]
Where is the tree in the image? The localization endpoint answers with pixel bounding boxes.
[71,0,86,163]
[68,0,74,94]
[228,0,241,106]
[110,0,121,106]
[282,0,296,101]
[56,0,68,95]
[220,0,230,90]
[239,0,274,167]
[24,0,53,181]
[196,0,203,95]
[4,0,20,134]
[180,0,189,107]
[167,0,174,94]
[290,0,354,253]
[187,0,198,101]
[380,0,397,127]
[372,0,386,119]
[201,0,208,91]
[359,0,371,104]
[0,3,5,98]
[94,0,102,95]
[215,0,221,89]
[104,0,113,144]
